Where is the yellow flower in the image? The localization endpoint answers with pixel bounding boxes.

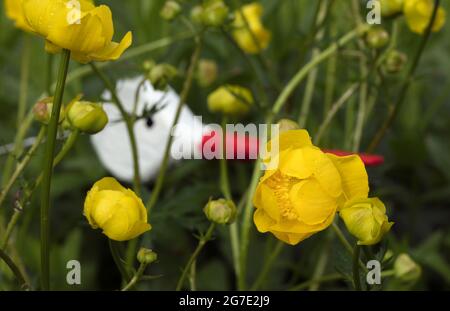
[21,0,132,63]
[403,0,446,34]
[253,130,369,245]
[232,2,271,54]
[379,0,404,17]
[339,197,393,245]
[4,0,33,32]
[207,85,253,116]
[84,177,151,241]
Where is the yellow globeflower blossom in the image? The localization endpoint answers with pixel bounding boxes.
[404,0,446,34]
[379,0,404,17]
[84,177,151,241]
[207,85,253,116]
[232,2,271,54]
[4,0,33,32]
[21,0,132,63]
[253,130,369,245]
[339,197,393,245]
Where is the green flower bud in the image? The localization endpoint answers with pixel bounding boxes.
[67,100,108,134]
[383,50,407,74]
[203,198,237,225]
[190,5,204,24]
[33,97,65,125]
[160,1,181,21]
[379,0,404,17]
[394,253,421,283]
[197,59,218,87]
[201,0,230,27]
[137,248,158,265]
[277,119,300,133]
[366,27,390,49]
[148,63,178,91]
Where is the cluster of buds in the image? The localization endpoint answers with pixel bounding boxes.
[160,1,182,21]
[33,95,108,135]
[143,60,178,91]
[191,0,230,27]
[203,198,237,225]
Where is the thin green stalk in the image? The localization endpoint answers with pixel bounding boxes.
[40,49,71,291]
[146,37,202,213]
[0,127,45,210]
[353,244,362,290]
[289,273,343,291]
[309,230,333,291]
[46,54,53,96]
[17,36,31,128]
[90,63,141,195]
[2,130,79,250]
[367,0,441,153]
[0,249,30,290]
[189,260,197,291]
[250,240,284,290]
[298,0,329,127]
[238,25,369,290]
[331,222,367,273]
[315,83,360,145]
[176,223,216,291]
[121,261,147,291]
[109,239,131,283]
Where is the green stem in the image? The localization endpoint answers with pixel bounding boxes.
[331,222,367,273]
[250,240,284,290]
[353,244,362,290]
[146,37,202,213]
[40,49,71,291]
[109,239,131,283]
[0,249,30,290]
[308,230,333,291]
[121,262,147,291]
[0,127,46,210]
[17,36,31,128]
[366,0,440,153]
[2,130,79,250]
[90,63,141,196]
[46,54,53,96]
[176,223,216,291]
[289,273,343,291]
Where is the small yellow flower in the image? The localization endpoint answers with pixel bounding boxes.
[21,0,132,63]
[207,85,253,116]
[404,0,446,34]
[67,98,108,134]
[232,2,271,54]
[253,130,369,245]
[4,0,33,32]
[339,197,393,245]
[379,0,405,17]
[84,177,151,241]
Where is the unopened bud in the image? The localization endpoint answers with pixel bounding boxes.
[197,59,218,87]
[383,50,407,74]
[137,248,158,265]
[203,198,237,225]
[160,1,181,21]
[67,100,108,134]
[202,0,230,27]
[394,253,421,283]
[277,119,300,133]
[366,27,390,49]
[147,63,178,90]
[33,97,65,125]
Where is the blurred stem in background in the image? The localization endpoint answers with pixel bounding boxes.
[89,63,142,196]
[2,130,79,250]
[238,23,370,290]
[176,223,216,291]
[40,49,71,290]
[367,0,441,153]
[0,248,30,290]
[353,244,362,290]
[298,0,332,128]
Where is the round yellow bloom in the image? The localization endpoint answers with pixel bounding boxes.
[253,130,369,245]
[379,0,405,17]
[84,177,151,241]
[404,0,446,34]
[207,85,253,116]
[4,0,33,32]
[21,0,132,63]
[339,197,393,245]
[232,2,271,54]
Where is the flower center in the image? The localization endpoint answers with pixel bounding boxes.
[266,172,299,220]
